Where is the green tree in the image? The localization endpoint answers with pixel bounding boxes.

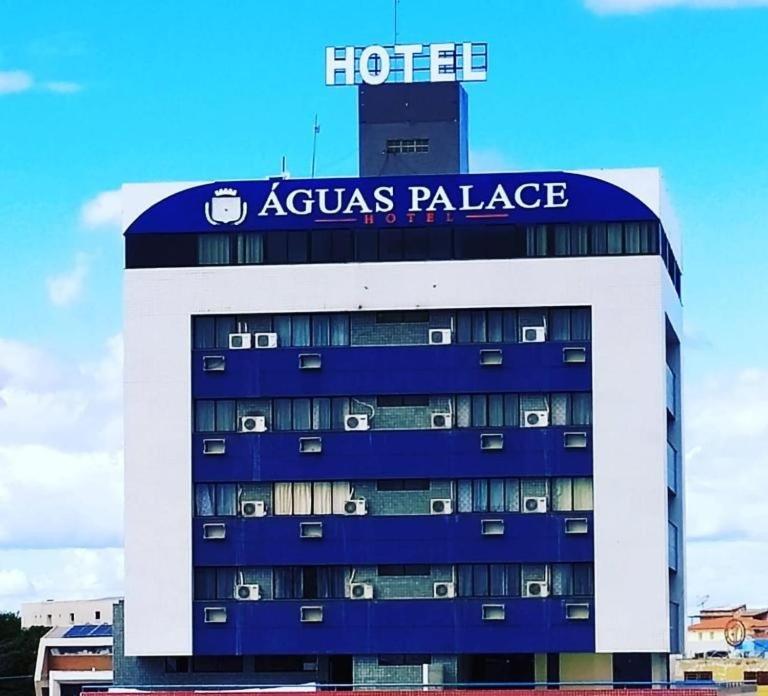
[0,613,48,696]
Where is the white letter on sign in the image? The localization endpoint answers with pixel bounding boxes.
[325,46,355,86]
[393,44,422,83]
[359,45,390,85]
[461,42,486,82]
[430,43,456,83]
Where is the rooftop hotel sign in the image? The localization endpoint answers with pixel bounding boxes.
[325,42,488,86]
[125,172,659,235]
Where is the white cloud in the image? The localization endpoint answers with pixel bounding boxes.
[586,0,768,13]
[0,70,82,95]
[0,446,122,549]
[0,334,123,567]
[0,70,33,95]
[46,252,89,307]
[0,568,32,598]
[0,334,123,452]
[0,548,123,611]
[0,335,125,611]
[80,190,121,230]
[685,368,768,605]
[43,81,83,94]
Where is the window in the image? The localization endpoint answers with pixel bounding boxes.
[165,656,190,673]
[195,391,592,433]
[273,481,350,515]
[379,654,432,666]
[130,222,677,297]
[375,310,429,323]
[377,395,429,407]
[551,478,594,511]
[377,565,431,576]
[253,656,317,673]
[193,308,591,350]
[195,483,237,516]
[457,564,521,597]
[386,138,429,154]
[376,479,430,491]
[192,656,244,673]
[273,566,346,599]
[457,478,531,513]
[684,672,713,682]
[551,563,594,596]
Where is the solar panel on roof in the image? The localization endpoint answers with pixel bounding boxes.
[62,624,112,638]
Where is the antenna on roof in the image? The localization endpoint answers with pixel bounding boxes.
[310,114,320,178]
[393,0,399,44]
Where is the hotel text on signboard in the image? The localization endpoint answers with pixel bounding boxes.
[325,42,488,86]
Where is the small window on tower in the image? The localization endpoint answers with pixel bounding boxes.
[386,139,429,154]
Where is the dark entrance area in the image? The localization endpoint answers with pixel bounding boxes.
[328,654,353,689]
[613,653,652,687]
[460,654,536,685]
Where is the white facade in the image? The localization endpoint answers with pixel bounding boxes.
[123,168,682,657]
[21,597,120,629]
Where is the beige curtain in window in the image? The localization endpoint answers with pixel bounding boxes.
[573,477,594,510]
[274,483,293,515]
[332,481,351,514]
[293,482,313,515]
[313,482,333,515]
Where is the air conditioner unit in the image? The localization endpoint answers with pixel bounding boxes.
[525,580,549,598]
[344,414,370,431]
[523,410,549,428]
[234,584,261,601]
[253,332,278,349]
[343,498,368,516]
[428,328,452,345]
[239,415,267,433]
[433,581,456,599]
[523,496,548,514]
[430,498,453,515]
[229,332,252,350]
[521,325,546,343]
[431,413,452,429]
[240,500,267,518]
[349,582,374,600]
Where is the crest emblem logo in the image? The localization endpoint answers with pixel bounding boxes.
[205,188,248,225]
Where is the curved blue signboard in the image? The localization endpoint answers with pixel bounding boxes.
[126,171,658,235]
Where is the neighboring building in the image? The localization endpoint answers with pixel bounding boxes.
[118,51,684,688]
[673,656,768,685]
[21,598,120,629]
[686,606,768,656]
[33,624,112,696]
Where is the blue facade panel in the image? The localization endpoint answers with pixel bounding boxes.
[192,598,595,655]
[193,513,594,566]
[192,344,591,398]
[193,426,593,481]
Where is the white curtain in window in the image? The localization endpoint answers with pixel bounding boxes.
[332,481,351,513]
[274,483,293,515]
[573,477,594,510]
[293,482,312,515]
[552,478,573,512]
[313,482,333,515]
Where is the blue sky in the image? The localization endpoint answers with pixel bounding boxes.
[0,0,767,616]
